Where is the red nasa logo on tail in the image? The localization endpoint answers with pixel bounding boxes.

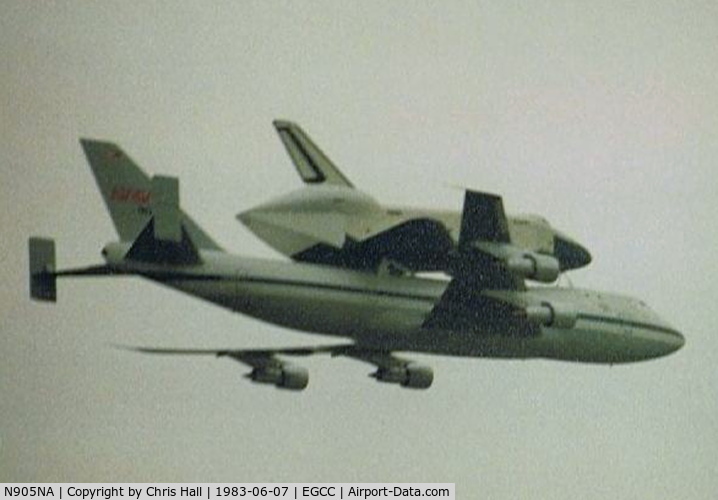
[111,186,151,205]
[105,148,151,205]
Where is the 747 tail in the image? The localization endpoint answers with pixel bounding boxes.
[29,139,222,301]
[81,139,220,250]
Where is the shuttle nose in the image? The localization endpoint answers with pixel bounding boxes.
[554,233,592,271]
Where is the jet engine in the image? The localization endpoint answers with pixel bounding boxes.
[524,301,577,329]
[506,252,560,283]
[371,363,433,389]
[247,365,309,390]
[468,242,561,284]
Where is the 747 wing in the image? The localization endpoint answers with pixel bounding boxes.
[125,344,434,390]
[424,190,560,335]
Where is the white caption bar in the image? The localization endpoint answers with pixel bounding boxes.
[2,484,455,500]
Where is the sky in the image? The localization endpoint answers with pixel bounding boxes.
[1,1,717,497]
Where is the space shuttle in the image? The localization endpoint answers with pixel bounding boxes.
[238,120,591,279]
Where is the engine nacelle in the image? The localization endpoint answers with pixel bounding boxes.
[248,365,309,390]
[372,363,433,389]
[525,301,577,329]
[401,363,434,389]
[277,365,309,390]
[249,367,278,384]
[506,252,560,283]
[372,366,407,384]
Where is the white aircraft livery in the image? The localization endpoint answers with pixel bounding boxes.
[239,120,593,276]
[28,134,684,391]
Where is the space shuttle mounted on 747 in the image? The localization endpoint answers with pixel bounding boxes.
[27,123,683,392]
[238,120,592,280]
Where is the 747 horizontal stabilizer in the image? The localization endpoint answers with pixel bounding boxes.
[29,237,116,302]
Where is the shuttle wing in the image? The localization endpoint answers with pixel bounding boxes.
[293,217,454,273]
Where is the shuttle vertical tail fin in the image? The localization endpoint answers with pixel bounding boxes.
[272,120,354,188]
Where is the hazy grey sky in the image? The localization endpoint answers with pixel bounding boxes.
[1,1,716,497]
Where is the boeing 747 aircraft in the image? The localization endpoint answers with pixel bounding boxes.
[28,138,684,390]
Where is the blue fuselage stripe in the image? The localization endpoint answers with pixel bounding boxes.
[152,272,679,338]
